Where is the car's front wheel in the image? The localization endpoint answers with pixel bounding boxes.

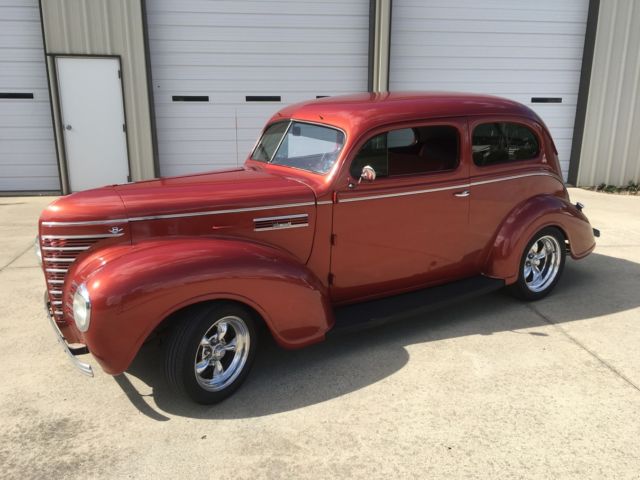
[165,302,257,404]
[509,227,566,301]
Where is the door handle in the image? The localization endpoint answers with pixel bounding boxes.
[65,124,72,131]
[454,190,470,197]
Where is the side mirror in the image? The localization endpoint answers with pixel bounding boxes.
[359,165,376,183]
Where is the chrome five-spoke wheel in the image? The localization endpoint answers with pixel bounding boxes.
[510,227,566,300]
[165,303,257,404]
[195,316,250,392]
[523,235,561,293]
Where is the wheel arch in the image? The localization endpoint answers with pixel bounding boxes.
[483,194,595,284]
[73,236,334,375]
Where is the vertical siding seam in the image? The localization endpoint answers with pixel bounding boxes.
[60,0,70,52]
[603,0,633,184]
[618,1,640,184]
[102,0,111,51]
[80,0,90,54]
[121,0,140,180]
[587,0,617,185]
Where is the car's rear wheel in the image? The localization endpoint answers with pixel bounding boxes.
[509,227,566,301]
[165,302,257,404]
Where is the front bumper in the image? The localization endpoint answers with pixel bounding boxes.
[45,292,94,377]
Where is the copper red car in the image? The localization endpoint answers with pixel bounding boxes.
[38,92,597,403]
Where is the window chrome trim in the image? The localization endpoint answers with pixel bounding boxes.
[339,172,562,204]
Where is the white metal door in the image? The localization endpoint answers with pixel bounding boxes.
[0,0,58,192]
[389,0,589,179]
[55,57,129,192]
[146,0,370,177]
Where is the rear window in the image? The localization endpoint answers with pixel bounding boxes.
[472,122,539,166]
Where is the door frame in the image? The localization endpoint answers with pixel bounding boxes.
[48,53,132,192]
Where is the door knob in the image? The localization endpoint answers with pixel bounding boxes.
[65,124,72,131]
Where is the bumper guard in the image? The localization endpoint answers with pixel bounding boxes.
[45,292,94,377]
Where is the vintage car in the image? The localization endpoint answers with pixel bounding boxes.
[38,92,597,403]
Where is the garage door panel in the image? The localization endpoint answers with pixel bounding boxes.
[153,79,367,94]
[396,18,586,35]
[394,5,588,23]
[390,0,588,180]
[149,40,368,56]
[151,66,365,82]
[393,68,580,85]
[150,26,367,44]
[396,44,584,60]
[151,0,367,16]
[0,33,42,49]
[147,0,369,174]
[392,31,586,49]
[151,53,368,69]
[392,56,582,72]
[0,0,58,191]
[148,12,366,30]
[398,0,587,10]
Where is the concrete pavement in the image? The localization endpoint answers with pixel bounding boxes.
[0,189,639,479]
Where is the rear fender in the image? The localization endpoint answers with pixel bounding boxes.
[70,237,332,374]
[483,194,595,284]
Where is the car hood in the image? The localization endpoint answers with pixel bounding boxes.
[113,167,316,220]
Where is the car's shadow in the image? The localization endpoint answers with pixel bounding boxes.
[119,252,639,420]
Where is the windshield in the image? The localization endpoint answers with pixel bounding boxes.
[251,121,345,174]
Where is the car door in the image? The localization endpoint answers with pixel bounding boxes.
[330,118,475,304]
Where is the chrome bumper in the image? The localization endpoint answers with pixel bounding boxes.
[45,292,94,377]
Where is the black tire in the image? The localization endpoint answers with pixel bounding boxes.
[508,227,566,301]
[165,302,257,404]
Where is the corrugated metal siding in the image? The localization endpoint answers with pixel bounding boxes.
[146,0,370,176]
[577,0,640,186]
[389,0,589,179]
[40,0,156,190]
[0,0,59,192]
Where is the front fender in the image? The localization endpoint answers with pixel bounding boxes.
[70,237,332,375]
[484,194,595,284]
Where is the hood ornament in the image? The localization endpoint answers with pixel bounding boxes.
[109,226,124,235]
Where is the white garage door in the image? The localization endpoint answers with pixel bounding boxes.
[0,0,58,191]
[390,0,589,179]
[146,0,370,177]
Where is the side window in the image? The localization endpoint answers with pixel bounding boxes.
[350,126,459,179]
[472,122,539,167]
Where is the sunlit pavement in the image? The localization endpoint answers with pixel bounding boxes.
[1,188,639,479]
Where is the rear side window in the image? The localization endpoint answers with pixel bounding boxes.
[472,122,539,167]
[350,125,459,179]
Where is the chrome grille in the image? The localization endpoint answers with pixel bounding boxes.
[41,233,122,324]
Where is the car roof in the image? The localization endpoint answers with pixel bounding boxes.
[270,92,544,138]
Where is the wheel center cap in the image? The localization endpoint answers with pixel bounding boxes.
[212,344,226,360]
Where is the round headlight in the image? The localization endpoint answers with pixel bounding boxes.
[73,283,91,332]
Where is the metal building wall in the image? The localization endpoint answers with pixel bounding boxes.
[577,0,640,186]
[39,0,157,193]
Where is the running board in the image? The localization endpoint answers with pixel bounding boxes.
[329,276,505,338]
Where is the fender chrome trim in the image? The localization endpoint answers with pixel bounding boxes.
[41,201,317,226]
